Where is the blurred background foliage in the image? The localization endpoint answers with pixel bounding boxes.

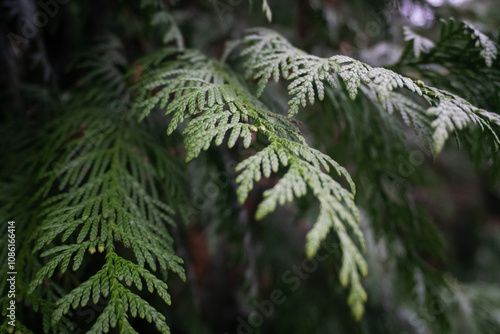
[1,0,500,333]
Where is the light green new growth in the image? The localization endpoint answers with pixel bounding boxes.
[133,48,368,318]
[131,23,500,319]
[22,13,500,332]
[230,28,500,154]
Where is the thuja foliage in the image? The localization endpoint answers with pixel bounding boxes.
[1,1,500,333]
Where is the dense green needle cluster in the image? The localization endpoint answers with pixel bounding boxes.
[229,28,500,155]
[27,106,186,333]
[1,1,500,331]
[133,48,368,317]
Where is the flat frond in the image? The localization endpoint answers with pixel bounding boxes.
[134,48,368,317]
[29,105,185,333]
[230,29,500,156]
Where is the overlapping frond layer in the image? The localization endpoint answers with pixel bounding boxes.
[229,28,500,155]
[29,107,185,334]
[132,49,368,318]
[0,120,62,333]
[398,19,500,171]
[404,19,498,68]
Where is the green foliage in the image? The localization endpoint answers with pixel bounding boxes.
[133,47,368,318]
[20,36,187,333]
[229,28,500,155]
[2,2,500,333]
[399,19,500,112]
[403,26,435,58]
[403,18,499,67]
[28,104,186,333]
